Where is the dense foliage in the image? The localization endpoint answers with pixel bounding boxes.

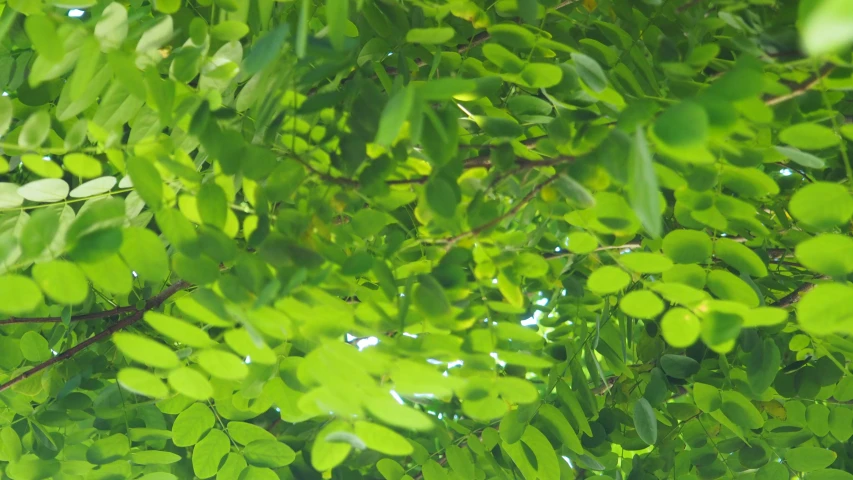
[1,0,853,478]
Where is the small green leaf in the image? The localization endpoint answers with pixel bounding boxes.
[662,230,713,264]
[789,182,853,230]
[196,349,248,381]
[172,403,215,447]
[144,312,214,348]
[168,367,213,400]
[117,368,169,399]
[311,421,354,472]
[19,111,51,149]
[795,234,853,277]
[19,331,50,363]
[375,86,415,146]
[406,27,455,44]
[800,0,853,56]
[193,429,230,479]
[587,266,630,294]
[661,308,700,348]
[628,129,662,238]
[86,434,129,465]
[633,398,657,445]
[113,332,180,369]
[779,123,839,150]
[63,153,103,178]
[32,261,89,305]
[715,238,767,277]
[327,0,349,51]
[571,53,607,92]
[619,290,664,319]
[660,354,700,379]
[353,421,413,456]
[653,101,709,149]
[17,179,69,203]
[0,275,44,316]
[243,440,296,468]
[774,146,826,169]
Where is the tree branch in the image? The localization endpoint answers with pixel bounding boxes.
[765,65,835,107]
[0,281,190,393]
[774,281,820,308]
[441,174,560,247]
[0,306,138,326]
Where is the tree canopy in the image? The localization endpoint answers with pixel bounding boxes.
[0,0,852,478]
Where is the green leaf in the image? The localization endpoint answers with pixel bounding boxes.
[587,266,630,294]
[806,470,853,480]
[327,0,349,51]
[746,337,781,394]
[117,368,169,399]
[197,182,228,230]
[79,254,133,295]
[63,154,102,178]
[20,208,60,259]
[715,238,767,277]
[119,227,169,283]
[789,182,853,231]
[154,0,181,14]
[660,354,700,379]
[653,101,709,149]
[0,275,44,316]
[144,312,213,348]
[779,123,839,150]
[168,367,213,401]
[113,332,180,369]
[0,97,13,139]
[406,27,455,44]
[786,447,836,472]
[375,86,415,146]
[311,421,354,471]
[628,129,662,238]
[633,398,657,445]
[800,0,853,56]
[567,231,598,253]
[571,53,607,92]
[16,179,69,203]
[24,15,63,63]
[354,421,414,456]
[661,307,700,348]
[211,21,249,41]
[131,451,182,465]
[126,156,163,210]
[413,274,451,319]
[172,403,215,447]
[228,422,275,446]
[795,234,853,277]
[19,331,50,363]
[86,434,129,465]
[193,429,231,479]
[18,111,51,149]
[618,290,664,319]
[95,2,128,50]
[537,404,583,454]
[69,176,117,198]
[662,230,712,264]
[620,253,673,273]
[196,349,249,381]
[425,177,458,218]
[774,146,826,169]
[243,440,296,468]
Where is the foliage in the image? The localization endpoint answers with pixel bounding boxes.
[0,0,853,478]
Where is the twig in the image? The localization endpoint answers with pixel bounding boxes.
[676,0,705,13]
[0,306,138,325]
[0,281,190,393]
[441,174,560,247]
[765,65,835,106]
[774,281,820,308]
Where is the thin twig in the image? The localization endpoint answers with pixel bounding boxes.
[0,306,138,325]
[765,65,835,107]
[774,281,820,308]
[0,281,190,393]
[441,174,560,247]
[676,0,705,13]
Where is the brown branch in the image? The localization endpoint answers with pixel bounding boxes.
[774,281,821,308]
[0,280,190,393]
[441,174,560,247]
[0,306,138,326]
[765,65,835,107]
